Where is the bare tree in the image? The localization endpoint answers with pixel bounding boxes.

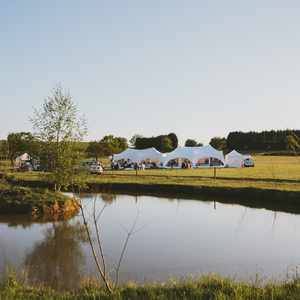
[77,194,141,294]
[79,197,112,293]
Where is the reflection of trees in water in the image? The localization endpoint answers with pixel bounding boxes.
[24,221,86,290]
[272,212,278,232]
[101,193,116,204]
[0,238,7,276]
[75,193,116,204]
[0,215,44,229]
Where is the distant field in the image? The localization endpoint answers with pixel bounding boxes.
[3,156,300,183]
[3,155,300,197]
[104,155,300,182]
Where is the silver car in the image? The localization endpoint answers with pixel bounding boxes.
[89,162,103,174]
[243,158,255,167]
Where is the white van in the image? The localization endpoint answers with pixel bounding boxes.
[89,162,103,174]
[79,160,103,174]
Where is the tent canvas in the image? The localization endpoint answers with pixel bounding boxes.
[113,147,162,163]
[225,150,251,168]
[15,153,31,168]
[16,153,31,161]
[161,145,224,167]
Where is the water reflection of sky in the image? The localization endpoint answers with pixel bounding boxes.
[1,194,300,289]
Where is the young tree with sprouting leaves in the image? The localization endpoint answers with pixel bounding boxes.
[31,86,87,191]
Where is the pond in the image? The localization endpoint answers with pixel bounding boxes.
[1,193,300,290]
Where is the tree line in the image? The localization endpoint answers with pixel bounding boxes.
[226,130,300,152]
[2,129,300,164]
[1,85,299,165]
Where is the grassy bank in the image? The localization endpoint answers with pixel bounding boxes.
[0,181,79,220]
[6,175,300,214]
[1,275,300,300]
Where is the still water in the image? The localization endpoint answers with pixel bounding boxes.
[1,193,300,290]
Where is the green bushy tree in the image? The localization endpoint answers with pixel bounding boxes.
[7,132,39,165]
[185,139,198,147]
[210,137,227,151]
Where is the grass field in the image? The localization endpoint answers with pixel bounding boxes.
[5,156,300,190]
[2,155,300,182]
[103,155,300,182]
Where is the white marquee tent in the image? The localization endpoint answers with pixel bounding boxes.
[113,147,162,163]
[161,145,225,167]
[225,150,251,168]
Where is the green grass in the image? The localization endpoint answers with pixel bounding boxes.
[105,155,300,182]
[89,173,300,192]
[2,275,300,300]
[8,155,300,192]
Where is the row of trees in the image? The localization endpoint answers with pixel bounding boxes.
[226,130,300,152]
[183,132,300,153]
[86,136,128,160]
[1,87,299,171]
[2,132,129,165]
[4,130,300,164]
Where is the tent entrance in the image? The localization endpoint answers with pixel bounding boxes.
[196,157,224,168]
[166,158,192,168]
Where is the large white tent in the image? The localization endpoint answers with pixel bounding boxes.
[225,150,251,168]
[161,145,225,167]
[113,147,162,163]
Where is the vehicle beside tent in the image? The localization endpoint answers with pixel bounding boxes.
[78,158,103,174]
[225,150,254,168]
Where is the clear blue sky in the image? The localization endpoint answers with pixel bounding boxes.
[0,0,299,144]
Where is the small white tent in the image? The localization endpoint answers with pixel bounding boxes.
[113,147,162,163]
[161,145,224,167]
[225,150,251,168]
[15,153,31,168]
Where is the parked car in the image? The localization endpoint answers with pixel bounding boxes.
[89,162,103,174]
[243,158,255,167]
[78,160,103,174]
